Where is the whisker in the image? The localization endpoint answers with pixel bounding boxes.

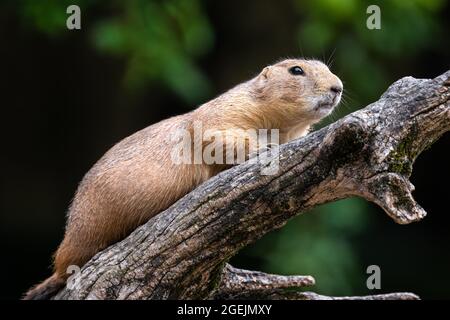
[298,41,305,59]
[327,47,336,68]
[342,91,357,105]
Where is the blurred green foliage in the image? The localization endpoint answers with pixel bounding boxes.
[298,0,445,116]
[19,0,81,36]
[92,0,213,103]
[14,0,448,295]
[19,0,214,104]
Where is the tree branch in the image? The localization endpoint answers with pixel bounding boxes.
[52,71,450,300]
[211,264,418,300]
[211,264,315,299]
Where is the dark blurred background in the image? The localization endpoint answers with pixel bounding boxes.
[0,0,449,300]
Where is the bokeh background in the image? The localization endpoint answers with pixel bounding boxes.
[1,0,449,300]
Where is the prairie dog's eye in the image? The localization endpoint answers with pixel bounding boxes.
[289,66,304,76]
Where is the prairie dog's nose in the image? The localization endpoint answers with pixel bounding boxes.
[330,85,343,94]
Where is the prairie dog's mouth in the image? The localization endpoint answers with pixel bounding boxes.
[314,93,341,111]
[310,93,341,119]
[314,99,336,111]
[316,101,334,110]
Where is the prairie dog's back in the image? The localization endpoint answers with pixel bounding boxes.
[54,114,206,276]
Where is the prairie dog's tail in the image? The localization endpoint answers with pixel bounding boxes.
[23,273,65,300]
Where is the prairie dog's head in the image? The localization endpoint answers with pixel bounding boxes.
[252,58,343,123]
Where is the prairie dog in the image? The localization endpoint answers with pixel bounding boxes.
[24,59,343,299]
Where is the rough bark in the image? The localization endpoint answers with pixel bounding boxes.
[53,71,449,300]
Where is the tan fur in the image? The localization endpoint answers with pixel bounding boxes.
[24,59,342,299]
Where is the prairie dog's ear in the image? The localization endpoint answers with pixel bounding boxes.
[259,66,271,80]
